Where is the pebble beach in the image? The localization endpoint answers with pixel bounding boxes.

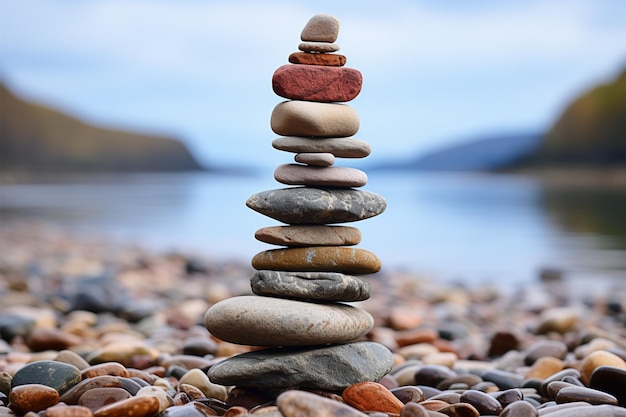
[0,222,625,416]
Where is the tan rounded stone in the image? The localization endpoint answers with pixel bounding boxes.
[295,152,335,167]
[251,247,381,275]
[271,101,359,138]
[580,350,626,385]
[300,14,340,42]
[526,356,564,380]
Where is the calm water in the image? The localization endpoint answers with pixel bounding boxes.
[1,171,624,291]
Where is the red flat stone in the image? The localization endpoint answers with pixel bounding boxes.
[288,51,347,66]
[272,64,362,102]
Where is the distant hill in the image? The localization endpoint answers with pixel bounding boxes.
[520,68,626,167]
[371,67,625,172]
[0,83,204,172]
[371,133,543,172]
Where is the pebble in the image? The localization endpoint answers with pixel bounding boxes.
[525,356,564,380]
[274,163,368,187]
[246,187,386,225]
[11,360,81,396]
[277,389,368,417]
[270,101,359,137]
[78,387,131,411]
[300,14,340,42]
[91,395,159,417]
[178,369,227,402]
[251,247,382,274]
[535,307,579,334]
[255,224,361,246]
[8,383,60,414]
[459,389,502,415]
[555,386,619,406]
[589,366,626,406]
[207,342,393,391]
[295,152,336,167]
[500,400,539,416]
[250,270,371,301]
[580,350,626,385]
[272,136,372,158]
[298,41,340,53]
[59,375,121,405]
[272,64,362,102]
[204,295,374,346]
[342,381,404,414]
[288,51,347,66]
[524,340,568,364]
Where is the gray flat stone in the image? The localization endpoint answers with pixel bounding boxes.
[250,270,371,302]
[207,341,394,391]
[204,295,374,346]
[295,152,336,167]
[274,164,367,187]
[273,136,371,158]
[246,187,386,225]
[254,225,361,246]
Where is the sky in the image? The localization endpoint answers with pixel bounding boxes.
[1,0,625,170]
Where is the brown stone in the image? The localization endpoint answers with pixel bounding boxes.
[92,395,159,417]
[395,328,438,347]
[499,400,538,417]
[342,381,405,414]
[436,403,480,417]
[25,327,82,351]
[251,247,381,275]
[81,363,129,379]
[400,402,430,417]
[273,64,362,102]
[9,383,60,414]
[78,387,131,412]
[60,375,121,405]
[255,225,361,247]
[289,52,347,66]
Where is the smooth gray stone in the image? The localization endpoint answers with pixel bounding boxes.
[11,360,81,395]
[273,136,371,158]
[204,296,373,346]
[500,400,538,417]
[537,404,626,416]
[246,187,386,225]
[250,270,371,302]
[207,341,393,391]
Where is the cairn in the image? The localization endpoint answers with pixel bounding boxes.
[204,13,392,393]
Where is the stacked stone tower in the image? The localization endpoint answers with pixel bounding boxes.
[204,14,392,393]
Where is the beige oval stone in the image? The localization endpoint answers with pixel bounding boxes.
[526,356,564,380]
[271,101,359,138]
[273,136,371,158]
[299,41,340,53]
[204,295,374,346]
[178,368,227,401]
[255,225,361,246]
[251,247,381,275]
[295,152,335,167]
[301,14,340,42]
[580,350,626,385]
[274,164,367,187]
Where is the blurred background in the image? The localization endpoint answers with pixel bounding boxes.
[1,0,625,292]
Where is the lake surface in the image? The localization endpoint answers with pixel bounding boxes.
[1,170,624,292]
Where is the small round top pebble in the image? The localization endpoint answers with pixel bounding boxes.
[301,14,340,43]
